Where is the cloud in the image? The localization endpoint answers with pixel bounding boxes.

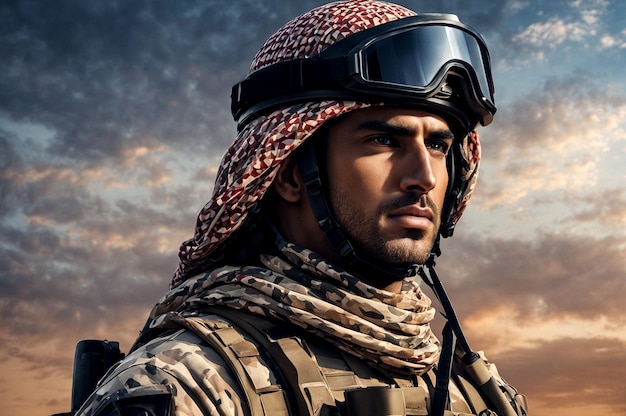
[493,337,626,416]
[600,31,626,49]
[512,0,608,49]
[0,134,199,371]
[490,0,622,69]
[0,0,300,166]
[571,0,609,24]
[477,73,626,209]
[565,187,626,227]
[439,231,626,326]
[513,18,592,48]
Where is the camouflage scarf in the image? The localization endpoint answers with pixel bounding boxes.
[150,242,441,375]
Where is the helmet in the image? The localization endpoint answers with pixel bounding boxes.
[232,14,495,135]
[172,0,493,287]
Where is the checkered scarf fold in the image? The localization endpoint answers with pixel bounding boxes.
[153,242,441,375]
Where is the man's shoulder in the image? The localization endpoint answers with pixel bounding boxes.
[75,324,247,416]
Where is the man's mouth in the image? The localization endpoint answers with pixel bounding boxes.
[387,206,435,230]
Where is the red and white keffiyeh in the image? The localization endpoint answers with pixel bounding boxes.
[172,1,481,288]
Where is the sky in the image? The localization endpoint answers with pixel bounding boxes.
[1,0,625,415]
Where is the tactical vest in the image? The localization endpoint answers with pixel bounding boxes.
[159,308,527,416]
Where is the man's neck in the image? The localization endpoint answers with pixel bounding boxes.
[382,280,403,294]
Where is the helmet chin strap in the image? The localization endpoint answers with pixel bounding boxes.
[295,136,421,287]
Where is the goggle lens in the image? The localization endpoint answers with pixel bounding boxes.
[362,25,493,103]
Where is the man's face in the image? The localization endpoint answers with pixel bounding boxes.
[325,106,453,265]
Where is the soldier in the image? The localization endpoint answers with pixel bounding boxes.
[74,1,528,415]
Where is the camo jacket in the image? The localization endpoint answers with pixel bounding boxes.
[74,311,525,416]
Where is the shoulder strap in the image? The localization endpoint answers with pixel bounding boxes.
[172,314,290,416]
[210,308,337,416]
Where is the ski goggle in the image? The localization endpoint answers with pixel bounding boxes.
[231,14,496,131]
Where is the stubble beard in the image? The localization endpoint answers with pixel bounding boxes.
[330,189,441,266]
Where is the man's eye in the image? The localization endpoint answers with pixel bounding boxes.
[370,135,396,146]
[427,140,451,155]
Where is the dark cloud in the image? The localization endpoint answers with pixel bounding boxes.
[0,132,25,217]
[439,231,626,323]
[0,182,186,355]
[493,337,626,415]
[1,0,318,163]
[565,187,626,228]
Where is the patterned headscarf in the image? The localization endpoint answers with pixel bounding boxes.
[172,1,481,288]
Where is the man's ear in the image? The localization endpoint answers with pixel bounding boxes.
[273,156,305,203]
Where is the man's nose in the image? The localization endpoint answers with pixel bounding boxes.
[399,144,438,193]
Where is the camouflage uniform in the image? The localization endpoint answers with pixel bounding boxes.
[76,242,526,416]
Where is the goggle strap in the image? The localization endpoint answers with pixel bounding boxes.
[232,56,354,120]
